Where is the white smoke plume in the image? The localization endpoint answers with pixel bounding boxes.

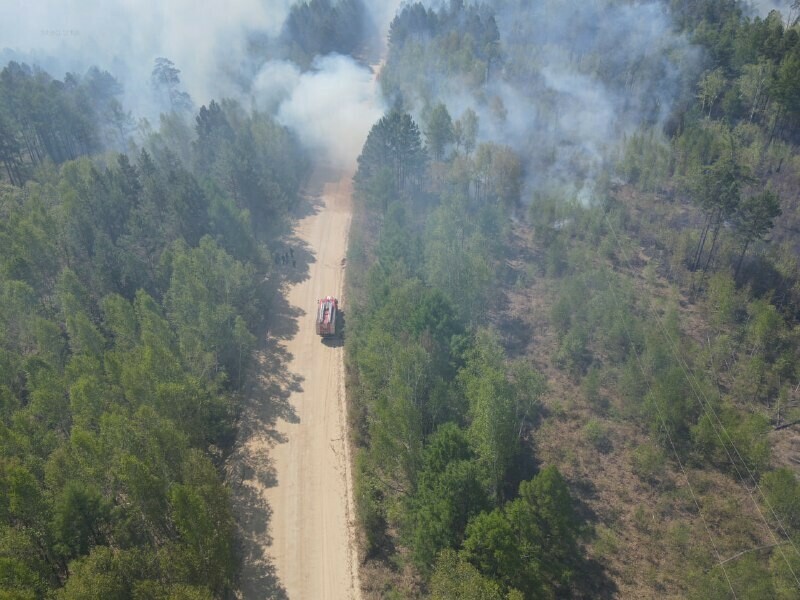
[260,54,385,170]
[383,0,702,200]
[0,0,717,194]
[367,0,404,50]
[0,0,295,113]
[0,0,401,167]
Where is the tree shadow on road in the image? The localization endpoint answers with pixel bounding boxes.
[269,189,324,288]
[227,257,311,599]
[228,178,347,598]
[271,234,315,289]
[228,348,297,598]
[231,478,288,600]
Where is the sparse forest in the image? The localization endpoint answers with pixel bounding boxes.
[346,0,800,598]
[2,0,800,599]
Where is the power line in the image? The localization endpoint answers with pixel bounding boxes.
[603,213,800,590]
[601,263,739,599]
[606,214,800,563]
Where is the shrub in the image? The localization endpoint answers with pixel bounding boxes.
[584,419,612,453]
[631,442,666,483]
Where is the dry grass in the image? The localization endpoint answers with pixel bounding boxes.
[346,175,796,597]
[498,211,781,598]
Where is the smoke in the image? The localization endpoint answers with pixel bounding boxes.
[384,0,701,201]
[493,0,700,197]
[0,0,296,115]
[259,54,385,170]
[0,0,707,195]
[367,0,404,52]
[0,0,402,168]
[747,0,795,17]
[251,60,303,114]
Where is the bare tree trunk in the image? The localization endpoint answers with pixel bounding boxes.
[774,419,800,431]
[749,90,759,123]
[767,106,784,148]
[692,215,712,272]
[693,220,722,299]
[3,160,16,186]
[735,239,750,280]
[701,223,721,275]
[21,128,38,164]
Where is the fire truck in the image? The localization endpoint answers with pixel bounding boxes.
[315,296,339,337]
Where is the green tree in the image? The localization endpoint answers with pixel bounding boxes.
[693,406,771,476]
[169,451,234,595]
[424,197,493,324]
[355,110,427,199]
[454,108,479,156]
[462,467,580,597]
[408,424,488,569]
[0,527,43,598]
[645,367,698,452]
[691,553,775,600]
[773,50,800,126]
[760,468,800,535]
[58,546,150,600]
[151,58,192,113]
[426,103,455,161]
[770,543,800,600]
[509,360,546,442]
[192,101,234,175]
[689,146,749,276]
[51,482,109,560]
[514,466,580,588]
[697,68,726,117]
[732,189,781,278]
[462,509,522,586]
[738,59,774,123]
[460,332,517,499]
[430,549,510,600]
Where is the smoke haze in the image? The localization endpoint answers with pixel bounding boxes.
[381,0,701,200]
[0,0,293,110]
[0,0,403,168]
[266,54,385,170]
[3,0,794,190]
[748,0,795,16]
[489,0,701,197]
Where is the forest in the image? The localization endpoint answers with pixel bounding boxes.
[1,0,800,598]
[0,57,308,596]
[345,0,800,598]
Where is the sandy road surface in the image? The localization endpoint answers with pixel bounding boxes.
[232,167,360,599]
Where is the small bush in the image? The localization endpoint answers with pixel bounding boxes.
[631,442,666,483]
[584,419,612,453]
[592,524,619,559]
[554,325,592,377]
[583,367,611,415]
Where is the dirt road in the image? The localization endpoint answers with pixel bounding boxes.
[233,167,360,599]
